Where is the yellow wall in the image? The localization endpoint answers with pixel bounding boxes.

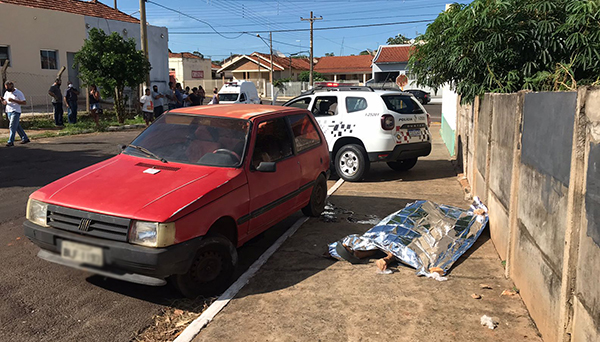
[0,3,87,106]
[168,57,213,89]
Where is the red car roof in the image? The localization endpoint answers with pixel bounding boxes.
[170,104,300,120]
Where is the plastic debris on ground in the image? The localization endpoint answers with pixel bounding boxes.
[328,197,489,278]
[480,315,498,329]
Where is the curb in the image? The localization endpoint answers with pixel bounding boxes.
[106,124,146,131]
[174,178,345,342]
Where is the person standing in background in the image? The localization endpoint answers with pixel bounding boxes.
[152,84,165,119]
[89,84,101,129]
[198,86,205,105]
[48,78,63,126]
[1,81,29,147]
[63,81,79,124]
[209,87,219,104]
[140,88,154,126]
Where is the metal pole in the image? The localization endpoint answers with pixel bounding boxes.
[114,0,117,9]
[301,12,322,87]
[140,0,150,87]
[269,32,274,105]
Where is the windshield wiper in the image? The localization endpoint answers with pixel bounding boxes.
[127,144,168,163]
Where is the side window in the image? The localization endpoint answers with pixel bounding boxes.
[239,93,246,102]
[252,118,293,169]
[346,97,368,113]
[286,97,311,110]
[311,96,338,117]
[288,114,321,153]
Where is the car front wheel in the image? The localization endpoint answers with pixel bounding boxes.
[387,158,418,172]
[172,235,237,298]
[335,144,370,182]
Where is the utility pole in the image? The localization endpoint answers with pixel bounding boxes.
[114,0,117,9]
[301,11,322,87]
[139,0,150,87]
[269,31,274,105]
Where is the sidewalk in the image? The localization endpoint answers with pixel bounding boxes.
[193,131,542,341]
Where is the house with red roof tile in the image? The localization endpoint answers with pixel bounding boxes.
[371,44,413,84]
[217,52,310,82]
[0,0,169,105]
[313,55,373,83]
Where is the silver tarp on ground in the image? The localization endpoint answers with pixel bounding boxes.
[328,198,489,276]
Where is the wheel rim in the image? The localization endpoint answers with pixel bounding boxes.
[339,150,360,177]
[191,251,223,283]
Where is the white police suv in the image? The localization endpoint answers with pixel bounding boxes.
[283,83,432,181]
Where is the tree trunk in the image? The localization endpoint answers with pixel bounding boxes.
[114,86,125,124]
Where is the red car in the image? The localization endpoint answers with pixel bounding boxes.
[24,104,330,297]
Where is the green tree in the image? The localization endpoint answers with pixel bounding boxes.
[359,50,373,56]
[325,52,335,57]
[387,34,410,45]
[299,71,325,82]
[408,0,600,103]
[74,28,151,122]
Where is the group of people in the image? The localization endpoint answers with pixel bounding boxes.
[140,82,220,125]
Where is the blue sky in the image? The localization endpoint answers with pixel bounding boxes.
[103,0,456,61]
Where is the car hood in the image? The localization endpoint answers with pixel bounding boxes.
[31,154,246,222]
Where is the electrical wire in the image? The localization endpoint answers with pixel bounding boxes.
[146,0,246,39]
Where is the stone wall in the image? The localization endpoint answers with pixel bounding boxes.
[457,87,600,342]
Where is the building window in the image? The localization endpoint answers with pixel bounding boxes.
[40,50,58,70]
[0,46,9,67]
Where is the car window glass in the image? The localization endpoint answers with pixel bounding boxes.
[239,93,246,102]
[312,96,338,116]
[381,95,424,114]
[287,97,311,110]
[125,114,249,167]
[251,118,293,169]
[220,93,238,102]
[346,97,368,113]
[288,114,321,153]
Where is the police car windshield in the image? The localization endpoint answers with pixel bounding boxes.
[381,95,424,114]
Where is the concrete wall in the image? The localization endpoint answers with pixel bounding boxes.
[0,3,87,105]
[168,57,213,89]
[440,84,459,156]
[456,87,600,342]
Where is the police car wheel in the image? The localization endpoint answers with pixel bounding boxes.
[335,144,369,182]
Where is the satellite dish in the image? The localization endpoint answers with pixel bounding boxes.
[275,50,286,58]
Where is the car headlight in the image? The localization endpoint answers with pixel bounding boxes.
[128,221,176,247]
[26,198,48,227]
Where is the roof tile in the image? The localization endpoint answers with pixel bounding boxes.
[314,55,373,74]
[0,0,139,23]
[373,45,414,64]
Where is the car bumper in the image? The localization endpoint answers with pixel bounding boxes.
[367,142,432,162]
[24,220,201,286]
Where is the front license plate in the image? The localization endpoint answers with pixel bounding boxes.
[61,240,103,267]
[408,129,421,137]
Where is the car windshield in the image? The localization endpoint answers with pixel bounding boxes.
[219,93,239,102]
[381,95,424,114]
[123,114,250,167]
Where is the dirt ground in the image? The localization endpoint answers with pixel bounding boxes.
[192,128,542,342]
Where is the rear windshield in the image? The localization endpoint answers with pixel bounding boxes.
[219,93,239,102]
[381,95,424,114]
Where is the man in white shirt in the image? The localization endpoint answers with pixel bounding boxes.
[1,81,29,147]
[151,84,165,119]
[139,88,154,126]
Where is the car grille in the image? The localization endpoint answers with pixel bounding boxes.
[47,204,130,242]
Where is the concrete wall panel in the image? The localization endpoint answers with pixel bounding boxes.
[487,192,510,260]
[521,92,576,185]
[572,297,600,342]
[476,95,493,174]
[489,94,518,208]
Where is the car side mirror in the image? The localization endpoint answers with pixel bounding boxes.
[256,161,276,172]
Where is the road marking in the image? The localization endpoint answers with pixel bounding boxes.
[174,178,345,342]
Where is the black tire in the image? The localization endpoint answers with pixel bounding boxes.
[302,174,327,217]
[387,158,418,172]
[335,144,370,182]
[172,235,238,298]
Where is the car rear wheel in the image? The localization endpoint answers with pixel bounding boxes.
[335,144,370,182]
[387,158,418,172]
[172,235,237,298]
[302,174,327,217]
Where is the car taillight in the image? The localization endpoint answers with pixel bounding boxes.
[427,113,432,127]
[381,114,395,130]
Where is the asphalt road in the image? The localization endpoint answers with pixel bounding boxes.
[424,103,441,123]
[0,131,301,341]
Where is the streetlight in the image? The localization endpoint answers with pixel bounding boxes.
[256,33,274,105]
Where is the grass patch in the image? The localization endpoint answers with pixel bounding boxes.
[2,111,145,143]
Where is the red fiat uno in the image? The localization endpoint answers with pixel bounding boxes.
[24,104,330,297]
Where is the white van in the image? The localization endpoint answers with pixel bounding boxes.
[218,81,261,104]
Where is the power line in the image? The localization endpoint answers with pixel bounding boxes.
[145,0,245,39]
[170,19,435,35]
